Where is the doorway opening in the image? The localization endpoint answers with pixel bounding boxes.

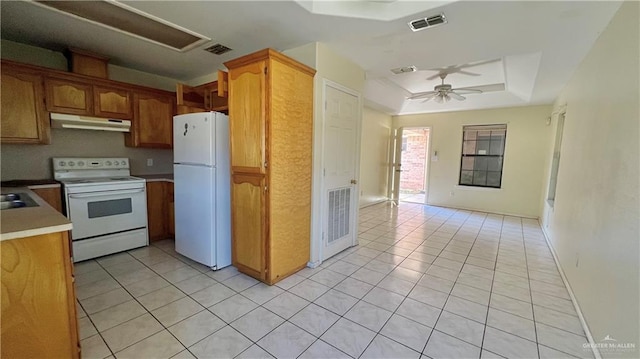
[397,128,430,203]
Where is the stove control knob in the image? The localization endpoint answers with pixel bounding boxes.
[105,161,112,166]
[78,161,85,167]
[68,161,75,167]
[122,160,127,166]
[114,161,119,166]
[59,161,66,167]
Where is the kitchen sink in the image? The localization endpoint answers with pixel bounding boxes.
[0,193,39,210]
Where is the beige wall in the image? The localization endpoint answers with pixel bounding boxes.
[540,2,639,354]
[394,105,552,217]
[285,42,366,265]
[1,40,179,91]
[360,107,392,207]
[1,40,178,180]
[1,130,173,180]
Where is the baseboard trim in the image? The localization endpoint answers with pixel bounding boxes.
[540,224,601,359]
[359,198,390,208]
[426,202,539,219]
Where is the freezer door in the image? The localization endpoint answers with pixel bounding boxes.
[174,164,216,267]
[174,113,215,166]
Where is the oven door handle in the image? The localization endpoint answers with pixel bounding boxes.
[69,189,145,198]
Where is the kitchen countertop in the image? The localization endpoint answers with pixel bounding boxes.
[135,174,174,182]
[1,187,72,241]
[1,179,60,188]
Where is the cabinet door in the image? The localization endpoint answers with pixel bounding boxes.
[45,78,92,115]
[1,68,50,144]
[166,182,175,237]
[131,92,173,148]
[30,187,63,213]
[1,232,79,359]
[93,86,132,119]
[228,61,267,174]
[146,182,167,242]
[231,174,267,281]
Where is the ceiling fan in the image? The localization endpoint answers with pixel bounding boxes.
[407,73,483,103]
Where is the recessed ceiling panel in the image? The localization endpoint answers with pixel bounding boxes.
[35,0,209,51]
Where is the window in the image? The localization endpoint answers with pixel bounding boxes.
[459,124,507,188]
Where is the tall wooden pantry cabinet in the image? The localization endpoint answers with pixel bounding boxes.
[224,49,315,285]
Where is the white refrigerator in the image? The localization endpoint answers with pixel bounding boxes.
[173,112,231,269]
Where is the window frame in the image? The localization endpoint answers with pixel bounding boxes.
[458,124,507,189]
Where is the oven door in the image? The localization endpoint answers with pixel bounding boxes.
[67,188,147,240]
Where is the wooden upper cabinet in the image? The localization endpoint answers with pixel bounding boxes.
[175,71,229,115]
[228,61,267,173]
[93,86,132,119]
[45,77,93,115]
[126,92,173,148]
[1,65,50,144]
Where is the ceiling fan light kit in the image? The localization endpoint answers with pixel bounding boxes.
[408,72,483,103]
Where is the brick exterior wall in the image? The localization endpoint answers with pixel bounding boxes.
[400,129,429,193]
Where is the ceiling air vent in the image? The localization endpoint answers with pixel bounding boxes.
[408,13,447,32]
[391,65,417,74]
[204,44,232,55]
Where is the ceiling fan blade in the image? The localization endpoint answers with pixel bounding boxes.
[448,92,466,101]
[408,91,438,100]
[456,70,481,77]
[451,87,483,94]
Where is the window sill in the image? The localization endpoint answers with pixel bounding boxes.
[454,185,503,192]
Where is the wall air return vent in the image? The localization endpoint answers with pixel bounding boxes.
[408,13,447,32]
[204,44,233,55]
[34,1,210,52]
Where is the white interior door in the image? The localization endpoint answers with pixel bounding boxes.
[390,127,404,205]
[323,85,359,260]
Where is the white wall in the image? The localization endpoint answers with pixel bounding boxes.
[394,105,552,218]
[540,2,639,354]
[360,107,392,207]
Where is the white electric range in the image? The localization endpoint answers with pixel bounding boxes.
[53,157,149,262]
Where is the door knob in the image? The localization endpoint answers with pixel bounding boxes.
[350,179,358,185]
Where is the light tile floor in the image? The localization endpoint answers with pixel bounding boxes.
[77,202,593,359]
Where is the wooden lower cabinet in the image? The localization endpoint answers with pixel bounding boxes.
[1,231,80,359]
[167,182,175,237]
[146,181,175,241]
[29,186,63,213]
[231,174,267,280]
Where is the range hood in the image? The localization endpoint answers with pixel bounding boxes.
[50,113,131,132]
